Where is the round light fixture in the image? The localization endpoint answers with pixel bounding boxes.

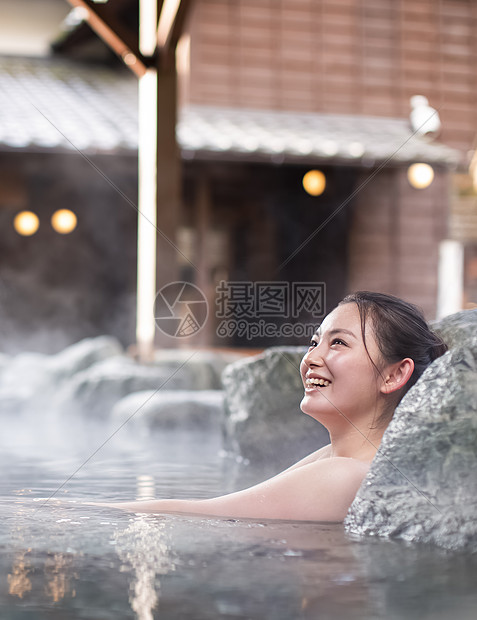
[51,209,77,234]
[302,170,326,196]
[407,163,434,189]
[13,211,39,236]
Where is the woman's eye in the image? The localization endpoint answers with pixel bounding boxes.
[331,338,346,346]
[308,339,317,348]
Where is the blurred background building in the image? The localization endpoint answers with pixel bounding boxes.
[0,0,475,352]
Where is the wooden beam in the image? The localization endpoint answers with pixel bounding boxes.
[157,0,192,52]
[168,0,193,51]
[66,0,153,77]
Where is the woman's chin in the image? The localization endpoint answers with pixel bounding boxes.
[300,394,335,421]
[300,395,310,413]
[300,394,322,417]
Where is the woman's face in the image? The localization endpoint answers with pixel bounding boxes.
[300,302,386,427]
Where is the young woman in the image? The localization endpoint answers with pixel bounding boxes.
[101,291,447,521]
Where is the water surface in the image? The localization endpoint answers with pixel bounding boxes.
[1,428,476,619]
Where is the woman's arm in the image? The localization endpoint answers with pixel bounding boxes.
[101,457,369,522]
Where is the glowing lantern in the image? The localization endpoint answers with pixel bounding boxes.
[13,211,39,236]
[302,170,326,196]
[407,163,434,189]
[51,209,77,234]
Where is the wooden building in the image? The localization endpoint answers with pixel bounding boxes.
[174,0,474,344]
[0,0,475,350]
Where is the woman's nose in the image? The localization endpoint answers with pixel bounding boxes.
[303,345,324,367]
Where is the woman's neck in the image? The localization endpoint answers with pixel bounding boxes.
[327,424,387,463]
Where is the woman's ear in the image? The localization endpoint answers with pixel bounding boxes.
[380,358,415,394]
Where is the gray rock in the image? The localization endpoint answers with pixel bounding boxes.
[0,352,10,375]
[153,349,244,390]
[221,346,329,470]
[111,389,224,431]
[0,352,50,415]
[0,336,241,419]
[56,356,190,419]
[46,335,123,380]
[345,340,477,552]
[431,307,477,350]
[0,336,124,416]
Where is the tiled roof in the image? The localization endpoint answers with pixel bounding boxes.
[179,106,461,167]
[0,55,462,167]
[0,56,137,151]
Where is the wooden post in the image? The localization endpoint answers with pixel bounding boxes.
[65,0,190,359]
[195,171,212,346]
[155,49,181,294]
[137,0,184,356]
[136,0,159,362]
[136,67,158,362]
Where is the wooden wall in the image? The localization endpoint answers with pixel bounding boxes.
[187,0,477,152]
[348,167,449,318]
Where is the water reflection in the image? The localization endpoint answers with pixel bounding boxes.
[7,504,78,604]
[44,551,77,602]
[8,549,32,599]
[114,515,176,620]
[136,474,155,500]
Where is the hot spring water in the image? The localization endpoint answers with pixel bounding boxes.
[0,338,476,619]
[3,432,477,620]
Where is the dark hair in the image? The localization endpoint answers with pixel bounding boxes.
[339,290,448,423]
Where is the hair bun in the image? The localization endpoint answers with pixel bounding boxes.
[429,338,448,361]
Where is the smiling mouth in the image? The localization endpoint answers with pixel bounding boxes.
[305,378,331,388]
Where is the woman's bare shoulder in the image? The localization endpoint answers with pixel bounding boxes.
[282,444,332,474]
[282,445,372,475]
[302,457,370,519]
[302,456,370,499]
[317,456,371,479]
[271,455,370,521]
